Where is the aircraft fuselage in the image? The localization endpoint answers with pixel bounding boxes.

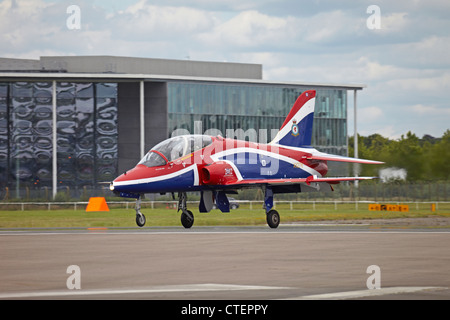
[111,135,328,197]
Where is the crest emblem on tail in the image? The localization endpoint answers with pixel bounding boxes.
[291,120,299,137]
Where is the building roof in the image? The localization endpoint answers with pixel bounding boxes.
[0,71,366,90]
[0,56,366,90]
[0,55,262,80]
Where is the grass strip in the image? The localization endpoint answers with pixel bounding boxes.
[0,206,449,229]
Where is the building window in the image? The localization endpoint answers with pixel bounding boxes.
[56,82,118,188]
[167,82,347,155]
[0,82,118,198]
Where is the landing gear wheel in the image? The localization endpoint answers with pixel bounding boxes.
[266,210,280,228]
[136,213,146,227]
[181,210,194,229]
[134,196,146,227]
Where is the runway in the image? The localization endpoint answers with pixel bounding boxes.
[1,225,450,301]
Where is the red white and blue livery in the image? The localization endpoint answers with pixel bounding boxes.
[111,90,382,228]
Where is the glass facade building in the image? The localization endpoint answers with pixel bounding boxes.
[0,82,54,192]
[0,79,350,198]
[1,55,363,199]
[0,82,118,197]
[167,82,347,155]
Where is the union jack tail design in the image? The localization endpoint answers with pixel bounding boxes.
[270,90,316,148]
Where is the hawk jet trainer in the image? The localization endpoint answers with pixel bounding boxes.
[110,90,383,228]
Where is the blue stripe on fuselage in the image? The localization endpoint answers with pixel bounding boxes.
[220,152,311,180]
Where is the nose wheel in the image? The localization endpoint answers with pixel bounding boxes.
[136,212,146,227]
[135,197,146,227]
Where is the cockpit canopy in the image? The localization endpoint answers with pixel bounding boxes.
[138,135,213,167]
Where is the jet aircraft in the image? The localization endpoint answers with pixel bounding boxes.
[110,90,382,228]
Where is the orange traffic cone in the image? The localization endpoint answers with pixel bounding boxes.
[86,197,110,212]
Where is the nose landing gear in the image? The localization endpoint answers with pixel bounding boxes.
[132,190,279,229]
[135,196,146,227]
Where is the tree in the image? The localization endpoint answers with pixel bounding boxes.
[428,129,450,180]
[348,130,449,181]
[392,132,425,181]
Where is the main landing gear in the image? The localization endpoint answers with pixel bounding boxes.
[132,189,280,229]
[266,209,280,228]
[178,192,194,228]
[176,189,279,229]
[264,186,280,229]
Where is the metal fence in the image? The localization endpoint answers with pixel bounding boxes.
[1,182,449,208]
[342,182,449,202]
[2,182,449,201]
[1,200,448,212]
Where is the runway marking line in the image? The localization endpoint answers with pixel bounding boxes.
[290,286,448,300]
[0,283,292,299]
[1,285,447,300]
[1,229,450,236]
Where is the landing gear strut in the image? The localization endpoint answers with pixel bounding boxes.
[135,196,146,227]
[178,192,194,228]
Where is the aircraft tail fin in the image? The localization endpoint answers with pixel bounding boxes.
[270,90,316,147]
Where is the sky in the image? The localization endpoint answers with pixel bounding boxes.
[1,0,449,139]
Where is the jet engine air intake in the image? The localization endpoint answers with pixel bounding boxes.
[201,161,238,185]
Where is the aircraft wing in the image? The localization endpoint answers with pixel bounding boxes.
[220,175,377,187]
[305,151,384,164]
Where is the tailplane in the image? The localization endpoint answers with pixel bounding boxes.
[270,90,315,147]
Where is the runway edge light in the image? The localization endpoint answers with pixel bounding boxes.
[86,197,110,212]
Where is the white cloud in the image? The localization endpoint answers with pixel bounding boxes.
[387,36,450,69]
[378,12,409,34]
[384,72,450,96]
[198,10,290,48]
[303,10,365,44]
[262,55,408,84]
[376,126,401,140]
[410,104,450,116]
[360,106,384,122]
[116,1,215,38]
[0,0,449,139]
[0,0,57,51]
[233,52,281,68]
[355,57,400,81]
